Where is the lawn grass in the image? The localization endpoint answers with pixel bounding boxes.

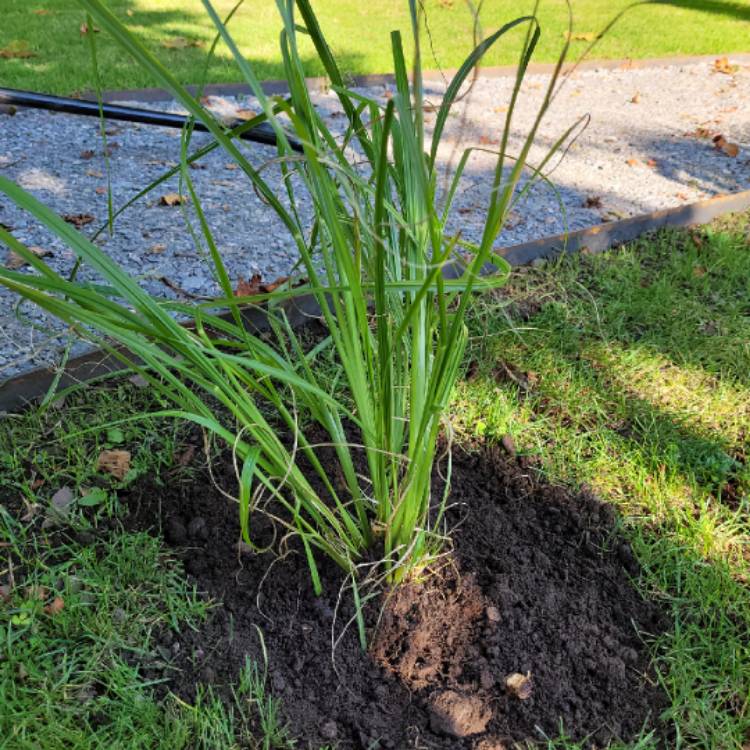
[1,213,749,747]
[1,0,749,95]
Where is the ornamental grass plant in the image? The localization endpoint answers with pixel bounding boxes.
[0,0,582,594]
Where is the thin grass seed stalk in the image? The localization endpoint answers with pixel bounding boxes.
[0,0,577,592]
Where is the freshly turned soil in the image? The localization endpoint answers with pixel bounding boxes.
[123,441,670,749]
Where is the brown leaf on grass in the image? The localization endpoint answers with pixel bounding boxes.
[714,56,738,75]
[5,245,53,269]
[96,449,131,480]
[0,41,35,59]
[583,196,602,209]
[159,192,188,206]
[161,36,204,50]
[32,8,52,15]
[713,134,740,157]
[562,31,596,42]
[693,266,707,277]
[44,596,65,616]
[62,213,95,228]
[234,273,289,297]
[79,23,100,34]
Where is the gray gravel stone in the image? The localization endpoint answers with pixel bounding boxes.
[1,58,749,382]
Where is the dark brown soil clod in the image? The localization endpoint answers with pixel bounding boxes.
[123,442,670,749]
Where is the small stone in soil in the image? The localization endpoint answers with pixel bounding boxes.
[319,720,338,740]
[428,690,492,738]
[187,516,208,540]
[164,516,187,545]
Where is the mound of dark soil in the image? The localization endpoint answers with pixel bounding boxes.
[123,442,669,749]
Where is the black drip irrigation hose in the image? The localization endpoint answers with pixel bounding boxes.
[0,87,302,152]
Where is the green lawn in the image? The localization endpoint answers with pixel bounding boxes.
[1,0,750,95]
[1,213,748,748]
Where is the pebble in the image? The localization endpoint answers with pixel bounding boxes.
[1,59,749,382]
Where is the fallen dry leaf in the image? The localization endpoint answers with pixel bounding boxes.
[5,245,53,270]
[149,243,166,254]
[630,92,640,104]
[97,449,131,480]
[687,126,713,140]
[95,186,107,195]
[159,192,188,206]
[62,213,95,228]
[80,149,95,160]
[79,23,100,34]
[86,169,102,179]
[44,596,65,616]
[713,134,740,157]
[479,134,499,146]
[646,158,658,169]
[32,8,51,14]
[0,41,35,59]
[234,108,258,120]
[713,56,738,75]
[693,266,707,277]
[563,30,596,42]
[234,273,289,297]
[675,192,689,201]
[225,162,239,170]
[161,36,204,49]
[625,158,640,167]
[584,196,602,209]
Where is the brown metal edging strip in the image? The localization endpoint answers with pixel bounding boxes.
[2,188,750,414]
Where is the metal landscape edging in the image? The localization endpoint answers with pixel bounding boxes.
[2,187,750,414]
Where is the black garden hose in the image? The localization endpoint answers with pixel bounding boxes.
[0,87,302,152]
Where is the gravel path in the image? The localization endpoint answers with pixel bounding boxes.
[1,57,749,384]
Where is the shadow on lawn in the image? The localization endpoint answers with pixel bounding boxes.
[470,214,750,500]
[651,0,750,23]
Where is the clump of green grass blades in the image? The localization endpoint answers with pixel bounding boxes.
[0,0,580,592]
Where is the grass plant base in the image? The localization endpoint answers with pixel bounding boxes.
[122,440,669,749]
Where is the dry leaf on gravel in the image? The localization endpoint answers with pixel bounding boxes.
[5,246,53,269]
[630,92,640,104]
[161,36,204,49]
[149,243,166,254]
[625,158,640,167]
[62,213,95,228]
[0,41,35,59]
[95,186,107,195]
[713,134,740,157]
[713,56,738,75]
[80,149,96,160]
[97,449,131,480]
[234,108,258,120]
[646,158,657,169]
[234,273,289,297]
[159,192,188,206]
